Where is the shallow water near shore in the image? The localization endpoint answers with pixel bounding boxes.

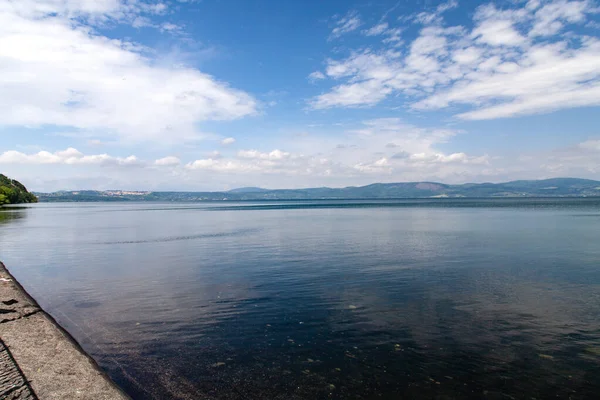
[1,199,600,399]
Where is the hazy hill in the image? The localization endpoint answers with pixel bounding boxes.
[34,178,600,202]
[227,187,269,193]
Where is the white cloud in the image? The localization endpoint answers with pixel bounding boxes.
[308,71,326,81]
[473,19,527,46]
[437,0,459,14]
[408,152,489,164]
[0,1,257,143]
[310,0,600,120]
[413,0,459,25]
[3,1,599,191]
[0,148,141,166]
[529,0,589,36]
[160,22,182,33]
[237,149,291,160]
[311,80,393,108]
[0,119,475,180]
[382,28,403,45]
[154,156,180,166]
[452,47,483,65]
[454,82,600,120]
[5,134,599,191]
[184,118,486,181]
[186,158,263,173]
[354,157,393,173]
[528,138,600,175]
[363,23,389,36]
[361,22,404,44]
[330,11,362,40]
[579,139,600,150]
[3,0,171,30]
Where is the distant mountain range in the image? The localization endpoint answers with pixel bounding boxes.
[33,178,600,202]
[227,187,269,193]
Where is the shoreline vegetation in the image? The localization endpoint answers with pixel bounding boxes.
[33,178,600,202]
[0,174,38,206]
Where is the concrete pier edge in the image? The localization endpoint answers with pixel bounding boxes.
[0,261,131,399]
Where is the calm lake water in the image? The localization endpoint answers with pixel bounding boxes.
[1,199,600,399]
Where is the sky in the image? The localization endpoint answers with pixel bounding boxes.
[1,0,600,191]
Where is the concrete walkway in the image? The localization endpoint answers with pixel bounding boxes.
[0,262,130,399]
[0,339,36,399]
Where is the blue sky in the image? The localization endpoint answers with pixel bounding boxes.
[1,0,600,191]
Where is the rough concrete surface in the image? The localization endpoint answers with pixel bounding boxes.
[0,262,130,399]
[0,339,36,399]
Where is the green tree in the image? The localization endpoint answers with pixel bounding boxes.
[0,174,38,205]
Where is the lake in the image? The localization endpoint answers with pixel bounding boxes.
[1,199,600,399]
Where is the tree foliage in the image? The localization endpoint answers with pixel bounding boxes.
[0,174,38,205]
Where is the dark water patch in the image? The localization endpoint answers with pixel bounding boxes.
[0,209,26,224]
[48,197,600,214]
[73,301,102,309]
[206,197,600,211]
[98,228,260,245]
